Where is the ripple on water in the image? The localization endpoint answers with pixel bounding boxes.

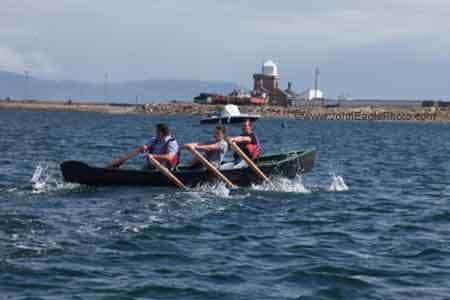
[1,111,450,299]
[0,213,54,234]
[125,280,237,299]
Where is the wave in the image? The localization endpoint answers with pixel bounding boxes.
[250,173,349,194]
[31,161,79,194]
[6,231,63,259]
[400,248,450,259]
[328,174,349,192]
[192,181,232,198]
[0,187,18,194]
[188,172,352,195]
[187,181,252,202]
[251,175,310,193]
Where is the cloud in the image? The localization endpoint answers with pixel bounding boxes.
[0,0,449,98]
[0,46,25,73]
[238,1,450,52]
[0,45,60,77]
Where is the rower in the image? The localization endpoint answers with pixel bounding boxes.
[224,119,261,169]
[182,125,228,168]
[111,123,179,169]
[143,123,179,169]
[106,123,179,169]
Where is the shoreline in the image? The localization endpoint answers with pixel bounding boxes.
[1,99,449,122]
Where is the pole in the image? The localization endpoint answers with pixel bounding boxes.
[314,67,319,100]
[24,70,29,100]
[104,73,109,102]
[229,142,273,187]
[147,155,189,191]
[188,147,235,188]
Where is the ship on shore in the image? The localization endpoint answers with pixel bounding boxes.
[194,89,268,106]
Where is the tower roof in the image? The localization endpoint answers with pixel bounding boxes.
[263,59,276,67]
[262,59,278,76]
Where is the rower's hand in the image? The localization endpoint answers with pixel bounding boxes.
[226,137,234,144]
[111,159,122,168]
[140,144,149,153]
[183,143,198,149]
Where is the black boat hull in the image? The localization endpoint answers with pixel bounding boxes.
[61,148,316,187]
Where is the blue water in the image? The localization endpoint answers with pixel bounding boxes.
[1,110,449,299]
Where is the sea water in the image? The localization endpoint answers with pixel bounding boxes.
[0,110,449,299]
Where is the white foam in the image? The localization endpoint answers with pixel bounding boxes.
[31,162,79,194]
[191,181,231,198]
[328,174,349,192]
[0,187,18,193]
[12,233,62,256]
[251,175,310,193]
[121,223,150,233]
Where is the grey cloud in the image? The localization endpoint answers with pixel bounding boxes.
[0,0,449,98]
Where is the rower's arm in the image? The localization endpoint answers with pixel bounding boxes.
[150,152,176,163]
[181,143,198,150]
[140,144,150,153]
[194,143,220,151]
[109,146,143,168]
[227,136,252,144]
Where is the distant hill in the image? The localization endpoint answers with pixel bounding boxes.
[0,71,239,103]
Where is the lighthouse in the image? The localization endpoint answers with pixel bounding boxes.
[253,60,289,106]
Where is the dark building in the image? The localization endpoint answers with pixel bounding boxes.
[252,60,290,106]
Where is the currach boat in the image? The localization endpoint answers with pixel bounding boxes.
[61,148,316,187]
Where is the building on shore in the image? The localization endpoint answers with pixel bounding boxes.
[287,88,325,107]
[283,82,307,106]
[252,60,290,106]
[194,59,328,107]
[298,88,324,101]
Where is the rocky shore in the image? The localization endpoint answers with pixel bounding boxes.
[1,99,449,122]
[0,100,137,114]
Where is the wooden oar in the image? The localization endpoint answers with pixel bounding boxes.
[106,148,142,169]
[229,142,274,187]
[188,147,235,188]
[147,155,189,191]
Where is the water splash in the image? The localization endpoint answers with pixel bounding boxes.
[251,175,310,193]
[31,162,79,194]
[328,174,349,192]
[191,181,231,198]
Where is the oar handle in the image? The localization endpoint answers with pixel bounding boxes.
[147,155,189,191]
[229,142,274,186]
[189,147,235,188]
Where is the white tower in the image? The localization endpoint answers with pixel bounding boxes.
[262,60,278,76]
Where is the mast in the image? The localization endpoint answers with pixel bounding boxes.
[24,70,29,100]
[314,67,319,100]
[104,73,109,102]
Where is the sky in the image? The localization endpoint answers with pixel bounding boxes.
[1,0,449,99]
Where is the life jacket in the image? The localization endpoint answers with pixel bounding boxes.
[245,134,261,160]
[234,133,261,161]
[148,137,179,168]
